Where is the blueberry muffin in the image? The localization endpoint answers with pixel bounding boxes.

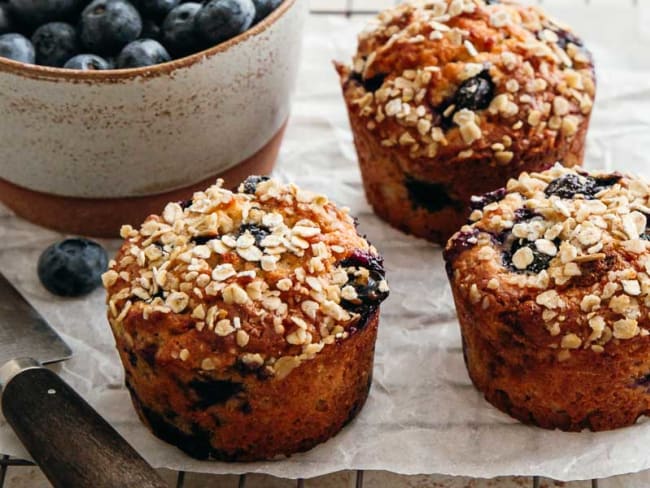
[103,176,389,460]
[444,165,650,431]
[336,0,595,244]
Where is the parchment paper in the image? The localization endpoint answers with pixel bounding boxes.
[2,1,650,481]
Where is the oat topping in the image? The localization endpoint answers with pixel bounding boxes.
[445,164,650,356]
[342,0,594,162]
[104,178,389,379]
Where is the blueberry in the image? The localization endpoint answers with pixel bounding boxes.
[8,0,80,26]
[544,174,596,199]
[0,4,12,34]
[237,223,270,247]
[404,176,461,213]
[0,33,34,63]
[443,228,480,277]
[239,175,269,194]
[64,53,111,69]
[470,187,506,211]
[451,70,495,112]
[141,18,161,40]
[553,29,583,50]
[80,0,143,55]
[504,238,554,274]
[132,0,179,21]
[251,0,281,23]
[117,38,170,67]
[161,2,200,55]
[31,22,78,67]
[349,71,386,93]
[195,0,255,46]
[339,250,388,315]
[37,238,108,297]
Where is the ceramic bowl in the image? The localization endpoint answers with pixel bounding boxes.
[0,0,307,237]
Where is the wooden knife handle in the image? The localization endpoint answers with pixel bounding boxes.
[1,362,168,488]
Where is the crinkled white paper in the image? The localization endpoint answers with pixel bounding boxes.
[2,2,650,481]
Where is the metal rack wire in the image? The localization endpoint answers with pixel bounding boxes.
[0,0,641,486]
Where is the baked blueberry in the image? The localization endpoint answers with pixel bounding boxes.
[237,223,270,247]
[0,33,34,63]
[161,2,200,56]
[195,0,254,46]
[31,22,78,67]
[470,187,506,211]
[117,38,170,67]
[544,173,596,199]
[132,0,179,21]
[339,250,388,315]
[80,0,143,55]
[240,175,269,194]
[8,0,80,26]
[504,238,554,274]
[0,3,12,34]
[452,70,495,112]
[405,176,459,213]
[64,53,111,69]
[251,0,281,23]
[37,238,108,297]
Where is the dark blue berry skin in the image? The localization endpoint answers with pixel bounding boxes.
[8,0,80,27]
[37,238,108,297]
[0,4,12,34]
[339,250,389,319]
[452,70,495,112]
[545,174,597,199]
[161,2,200,56]
[80,0,143,55]
[133,0,179,22]
[31,22,78,67]
[251,0,281,23]
[0,33,34,63]
[195,0,254,46]
[117,38,170,67]
[504,238,555,274]
[63,53,111,69]
[470,187,506,211]
[240,174,269,194]
[141,18,161,40]
[237,223,270,247]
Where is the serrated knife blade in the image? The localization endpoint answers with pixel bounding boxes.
[0,272,72,366]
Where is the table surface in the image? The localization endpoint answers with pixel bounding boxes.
[3,1,650,485]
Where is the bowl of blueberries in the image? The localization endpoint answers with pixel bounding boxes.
[0,0,306,237]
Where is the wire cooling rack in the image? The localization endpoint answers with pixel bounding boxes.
[0,0,642,486]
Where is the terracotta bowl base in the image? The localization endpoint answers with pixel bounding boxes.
[0,122,287,238]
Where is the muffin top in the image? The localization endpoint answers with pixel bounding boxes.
[338,0,595,169]
[103,177,389,380]
[444,165,650,359]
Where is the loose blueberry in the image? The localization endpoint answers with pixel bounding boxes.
[117,38,170,67]
[251,0,281,23]
[195,0,255,46]
[8,0,80,26]
[405,176,460,213]
[544,173,597,199]
[80,0,143,55]
[132,0,179,21]
[141,18,161,40]
[64,52,111,69]
[240,175,269,194]
[31,22,78,67]
[237,223,270,247]
[0,4,12,34]
[451,70,495,112]
[37,238,108,297]
[470,187,506,211]
[0,33,34,63]
[161,2,200,56]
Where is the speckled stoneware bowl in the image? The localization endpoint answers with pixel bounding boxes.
[0,0,306,237]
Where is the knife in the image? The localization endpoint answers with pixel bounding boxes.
[0,272,168,488]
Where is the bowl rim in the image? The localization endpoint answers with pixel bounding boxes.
[0,0,298,81]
